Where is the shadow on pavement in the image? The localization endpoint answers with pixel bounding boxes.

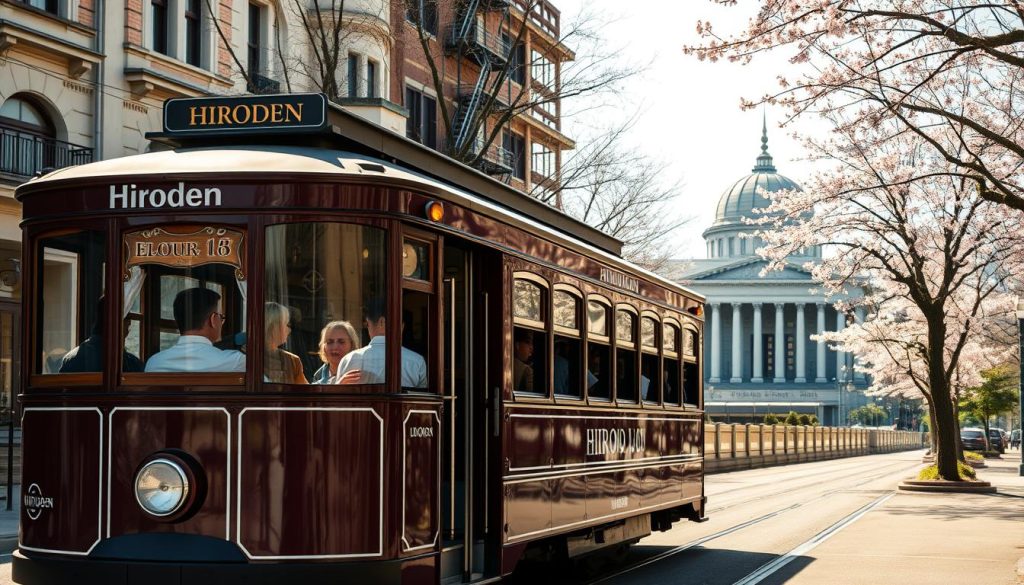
[881,499,1024,521]
[505,546,807,584]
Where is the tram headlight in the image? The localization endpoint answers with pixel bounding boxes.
[134,458,190,517]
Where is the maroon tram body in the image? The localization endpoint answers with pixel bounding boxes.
[12,94,705,585]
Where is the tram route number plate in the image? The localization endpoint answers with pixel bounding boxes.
[124,226,245,278]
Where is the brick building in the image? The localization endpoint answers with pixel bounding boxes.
[0,0,575,421]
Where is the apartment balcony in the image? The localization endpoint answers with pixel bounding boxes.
[469,137,514,176]
[0,128,93,179]
[455,84,510,110]
[445,23,510,67]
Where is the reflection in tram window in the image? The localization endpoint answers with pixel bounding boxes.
[119,225,247,375]
[663,323,681,405]
[401,290,430,389]
[641,316,660,403]
[615,309,638,402]
[683,328,700,405]
[265,222,385,384]
[35,230,106,375]
[586,299,610,400]
[512,278,547,396]
[553,290,581,398]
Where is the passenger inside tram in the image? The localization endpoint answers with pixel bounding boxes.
[263,302,308,384]
[60,298,144,373]
[312,320,361,384]
[336,298,427,388]
[513,328,535,392]
[144,288,246,373]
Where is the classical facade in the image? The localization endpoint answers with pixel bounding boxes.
[672,124,868,425]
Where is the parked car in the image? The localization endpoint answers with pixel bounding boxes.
[960,428,987,451]
[988,428,1007,453]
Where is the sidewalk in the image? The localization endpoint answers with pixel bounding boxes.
[0,485,16,554]
[778,450,1024,585]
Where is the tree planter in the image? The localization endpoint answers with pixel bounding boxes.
[898,480,996,494]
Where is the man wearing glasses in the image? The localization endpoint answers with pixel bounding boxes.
[145,287,246,372]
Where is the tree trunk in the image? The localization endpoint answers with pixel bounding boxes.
[927,316,961,480]
[927,402,938,454]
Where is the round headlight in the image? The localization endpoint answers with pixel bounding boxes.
[134,458,189,517]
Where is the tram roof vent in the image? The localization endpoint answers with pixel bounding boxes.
[357,162,387,174]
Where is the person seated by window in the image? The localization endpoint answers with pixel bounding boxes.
[553,341,570,395]
[336,299,427,388]
[313,320,361,384]
[264,302,308,384]
[145,288,245,373]
[61,297,144,373]
[513,329,535,392]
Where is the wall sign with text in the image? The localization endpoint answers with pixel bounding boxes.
[163,93,327,134]
[124,226,246,279]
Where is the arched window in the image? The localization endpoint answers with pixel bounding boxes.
[586,297,611,401]
[553,287,582,398]
[640,314,660,403]
[0,96,56,177]
[615,307,638,402]
[512,276,548,396]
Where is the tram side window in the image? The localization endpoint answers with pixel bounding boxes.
[615,309,638,402]
[264,223,387,385]
[553,289,581,398]
[683,328,700,406]
[586,299,610,401]
[640,316,661,403]
[512,278,547,396]
[36,230,106,375]
[122,226,247,376]
[663,323,681,405]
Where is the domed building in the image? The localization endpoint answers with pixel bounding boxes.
[672,122,867,425]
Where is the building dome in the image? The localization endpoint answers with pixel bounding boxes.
[703,120,816,259]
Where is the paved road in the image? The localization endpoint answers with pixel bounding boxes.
[510,449,1023,584]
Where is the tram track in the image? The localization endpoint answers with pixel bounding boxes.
[707,454,904,498]
[584,456,920,585]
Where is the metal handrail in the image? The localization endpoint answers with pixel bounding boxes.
[0,127,93,177]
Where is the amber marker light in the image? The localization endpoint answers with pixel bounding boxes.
[426,200,445,222]
[688,306,704,317]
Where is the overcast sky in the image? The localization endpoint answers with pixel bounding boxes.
[554,0,825,260]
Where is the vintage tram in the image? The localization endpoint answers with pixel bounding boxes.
[12,93,705,584]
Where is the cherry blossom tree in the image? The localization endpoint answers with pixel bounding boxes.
[752,119,1023,480]
[686,1,1024,214]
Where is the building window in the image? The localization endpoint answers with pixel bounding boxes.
[531,50,555,91]
[728,237,734,256]
[531,142,554,179]
[366,60,377,98]
[405,0,438,36]
[22,0,58,15]
[503,131,525,180]
[248,3,263,76]
[152,0,170,56]
[508,37,525,84]
[347,54,359,98]
[405,87,437,149]
[0,95,91,177]
[185,0,202,67]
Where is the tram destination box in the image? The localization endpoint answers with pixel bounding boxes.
[162,93,328,135]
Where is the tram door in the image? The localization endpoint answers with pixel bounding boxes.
[441,242,501,583]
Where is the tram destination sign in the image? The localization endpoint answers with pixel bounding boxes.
[163,93,327,135]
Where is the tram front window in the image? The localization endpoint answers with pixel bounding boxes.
[264,222,387,385]
[35,230,106,376]
[121,226,247,378]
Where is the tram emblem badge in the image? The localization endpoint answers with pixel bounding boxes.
[23,483,54,521]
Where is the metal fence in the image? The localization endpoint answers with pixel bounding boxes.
[0,128,93,177]
[704,423,927,473]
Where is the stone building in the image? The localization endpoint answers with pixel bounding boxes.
[672,123,868,425]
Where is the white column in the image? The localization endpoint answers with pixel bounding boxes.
[795,302,807,383]
[730,303,743,383]
[752,303,763,383]
[815,303,827,383]
[773,303,785,383]
[854,307,867,383]
[835,311,847,383]
[709,302,722,383]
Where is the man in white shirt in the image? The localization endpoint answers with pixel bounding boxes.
[145,287,246,373]
[336,300,427,388]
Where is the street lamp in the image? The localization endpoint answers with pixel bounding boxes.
[1016,297,1024,476]
[1015,299,1024,477]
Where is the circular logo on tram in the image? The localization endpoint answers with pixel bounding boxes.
[23,483,55,521]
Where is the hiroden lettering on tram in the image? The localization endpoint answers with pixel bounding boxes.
[109,182,222,209]
[586,428,645,456]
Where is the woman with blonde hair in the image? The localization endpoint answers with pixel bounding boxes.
[264,302,308,384]
[313,320,361,384]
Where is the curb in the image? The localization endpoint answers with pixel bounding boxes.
[898,480,996,494]
[0,534,16,555]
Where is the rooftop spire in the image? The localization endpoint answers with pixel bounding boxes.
[752,113,777,173]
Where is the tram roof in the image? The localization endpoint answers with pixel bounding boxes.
[16,94,703,303]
